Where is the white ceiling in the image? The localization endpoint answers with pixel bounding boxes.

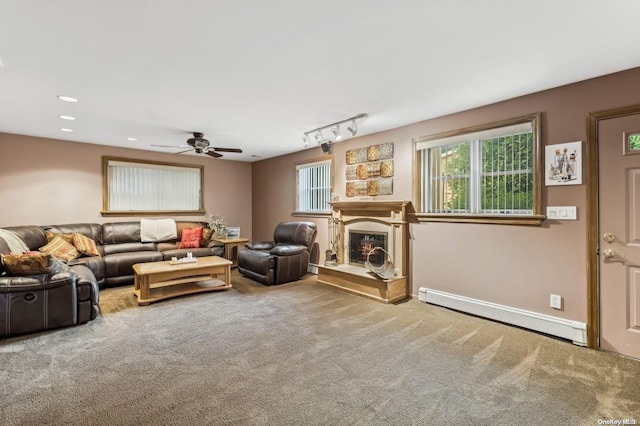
[1,1,639,162]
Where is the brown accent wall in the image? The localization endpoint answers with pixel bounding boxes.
[0,133,252,237]
[251,66,640,323]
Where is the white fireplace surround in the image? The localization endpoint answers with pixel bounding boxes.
[317,201,411,304]
[329,201,411,278]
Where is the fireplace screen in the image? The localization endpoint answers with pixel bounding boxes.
[349,230,388,267]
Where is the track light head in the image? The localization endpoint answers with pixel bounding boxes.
[314,131,323,142]
[302,135,310,147]
[347,120,357,136]
[331,125,342,141]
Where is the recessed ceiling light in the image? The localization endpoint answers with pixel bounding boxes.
[60,128,74,132]
[57,95,78,103]
[59,115,76,120]
[127,137,137,141]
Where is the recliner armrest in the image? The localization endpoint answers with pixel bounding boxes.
[247,241,275,251]
[270,245,307,256]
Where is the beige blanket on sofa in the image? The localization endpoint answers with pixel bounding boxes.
[140,218,177,242]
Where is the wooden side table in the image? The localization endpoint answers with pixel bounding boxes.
[214,237,249,268]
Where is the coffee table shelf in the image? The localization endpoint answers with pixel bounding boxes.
[133,255,232,305]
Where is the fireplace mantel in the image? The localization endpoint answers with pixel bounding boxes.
[317,200,412,303]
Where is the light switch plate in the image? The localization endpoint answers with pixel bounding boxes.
[547,206,577,220]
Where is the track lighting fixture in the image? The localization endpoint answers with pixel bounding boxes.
[331,125,342,141]
[303,113,367,148]
[347,120,357,136]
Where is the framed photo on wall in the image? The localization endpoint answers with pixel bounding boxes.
[545,141,582,186]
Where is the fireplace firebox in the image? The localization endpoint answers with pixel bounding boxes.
[349,230,387,267]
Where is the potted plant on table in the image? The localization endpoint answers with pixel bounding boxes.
[207,213,228,239]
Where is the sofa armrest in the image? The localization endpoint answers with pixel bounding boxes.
[206,240,224,249]
[0,271,76,290]
[270,245,307,256]
[247,241,275,251]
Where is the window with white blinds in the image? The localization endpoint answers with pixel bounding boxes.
[296,158,332,214]
[414,113,543,224]
[103,157,204,215]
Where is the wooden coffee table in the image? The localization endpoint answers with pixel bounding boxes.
[132,255,232,305]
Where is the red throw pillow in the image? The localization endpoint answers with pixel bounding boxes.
[179,227,203,249]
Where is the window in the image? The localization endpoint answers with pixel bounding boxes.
[295,157,333,215]
[414,113,543,225]
[102,157,204,216]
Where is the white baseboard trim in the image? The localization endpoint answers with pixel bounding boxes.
[418,288,587,346]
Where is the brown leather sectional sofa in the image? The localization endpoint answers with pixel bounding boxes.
[0,221,223,337]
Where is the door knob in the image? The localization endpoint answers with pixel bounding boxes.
[603,249,616,258]
[603,233,616,243]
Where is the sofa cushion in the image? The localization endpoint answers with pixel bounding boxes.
[104,251,163,278]
[44,224,103,246]
[40,236,80,262]
[72,233,100,257]
[102,242,156,256]
[179,227,203,249]
[202,227,213,247]
[45,231,74,243]
[1,252,72,276]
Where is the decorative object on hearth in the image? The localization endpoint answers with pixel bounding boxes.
[151,132,243,158]
[365,247,396,280]
[345,142,394,197]
[207,213,227,238]
[324,216,339,267]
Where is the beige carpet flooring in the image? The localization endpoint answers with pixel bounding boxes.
[1,271,639,425]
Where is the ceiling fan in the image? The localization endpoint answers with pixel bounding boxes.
[152,132,243,158]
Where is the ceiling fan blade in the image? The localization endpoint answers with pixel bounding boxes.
[151,144,191,148]
[205,150,223,158]
[212,147,243,153]
[175,148,194,154]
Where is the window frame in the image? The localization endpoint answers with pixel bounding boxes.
[292,156,334,217]
[102,156,205,216]
[413,113,545,225]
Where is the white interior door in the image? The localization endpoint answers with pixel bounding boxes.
[599,113,640,359]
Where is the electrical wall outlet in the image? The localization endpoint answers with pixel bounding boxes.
[550,294,562,309]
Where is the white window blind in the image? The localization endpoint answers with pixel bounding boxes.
[296,159,331,213]
[106,159,202,212]
[417,118,537,216]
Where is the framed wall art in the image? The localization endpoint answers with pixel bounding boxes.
[345,142,394,197]
[545,141,582,186]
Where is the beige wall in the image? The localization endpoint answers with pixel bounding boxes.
[0,133,252,236]
[251,66,640,324]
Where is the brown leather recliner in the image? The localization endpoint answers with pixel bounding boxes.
[238,222,317,285]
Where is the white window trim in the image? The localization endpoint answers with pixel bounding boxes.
[293,156,333,216]
[413,113,545,226]
[102,156,204,216]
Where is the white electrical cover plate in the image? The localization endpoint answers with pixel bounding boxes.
[546,206,577,220]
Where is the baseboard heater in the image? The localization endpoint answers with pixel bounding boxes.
[419,288,587,346]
